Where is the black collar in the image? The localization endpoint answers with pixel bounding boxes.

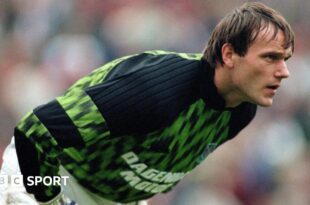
[199,59,228,110]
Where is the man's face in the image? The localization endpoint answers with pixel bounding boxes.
[231,25,293,107]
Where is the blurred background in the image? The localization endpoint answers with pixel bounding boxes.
[0,0,309,204]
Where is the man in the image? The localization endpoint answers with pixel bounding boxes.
[0,2,294,205]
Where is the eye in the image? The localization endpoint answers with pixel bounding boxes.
[262,53,286,63]
[264,54,278,62]
[284,56,291,61]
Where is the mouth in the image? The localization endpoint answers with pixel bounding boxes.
[265,84,280,95]
[266,84,280,90]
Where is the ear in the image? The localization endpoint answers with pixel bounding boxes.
[221,43,235,68]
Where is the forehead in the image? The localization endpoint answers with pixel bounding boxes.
[249,25,292,55]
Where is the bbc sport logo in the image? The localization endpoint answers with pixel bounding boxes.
[0,174,69,187]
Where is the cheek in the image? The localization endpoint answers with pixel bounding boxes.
[234,67,264,91]
[233,65,253,83]
[233,58,265,87]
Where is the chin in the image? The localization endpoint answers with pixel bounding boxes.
[249,95,273,107]
[257,98,273,107]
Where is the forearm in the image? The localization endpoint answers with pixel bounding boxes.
[14,127,61,202]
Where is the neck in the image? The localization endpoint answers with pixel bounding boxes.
[214,66,244,108]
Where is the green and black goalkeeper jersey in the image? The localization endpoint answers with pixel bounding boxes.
[14,50,257,203]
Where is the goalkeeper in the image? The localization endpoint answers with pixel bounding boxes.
[0,2,294,205]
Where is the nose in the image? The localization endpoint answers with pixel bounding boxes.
[275,61,290,79]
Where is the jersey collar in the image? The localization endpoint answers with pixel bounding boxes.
[199,59,228,110]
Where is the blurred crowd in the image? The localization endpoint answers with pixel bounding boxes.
[0,0,309,204]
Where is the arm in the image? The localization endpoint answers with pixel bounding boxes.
[14,112,62,202]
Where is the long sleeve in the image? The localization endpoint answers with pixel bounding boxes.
[13,51,203,202]
[14,112,62,202]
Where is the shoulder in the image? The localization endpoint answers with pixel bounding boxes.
[143,50,202,60]
[104,50,203,81]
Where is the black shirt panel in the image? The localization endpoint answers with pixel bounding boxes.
[86,54,202,136]
[228,102,257,139]
[33,100,84,148]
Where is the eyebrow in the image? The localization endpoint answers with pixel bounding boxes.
[260,51,292,60]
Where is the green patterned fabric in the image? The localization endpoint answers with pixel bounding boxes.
[16,112,62,198]
[59,99,231,203]
[65,54,136,92]
[16,50,233,203]
[57,90,110,146]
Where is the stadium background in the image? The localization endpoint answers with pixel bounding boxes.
[0,0,309,204]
